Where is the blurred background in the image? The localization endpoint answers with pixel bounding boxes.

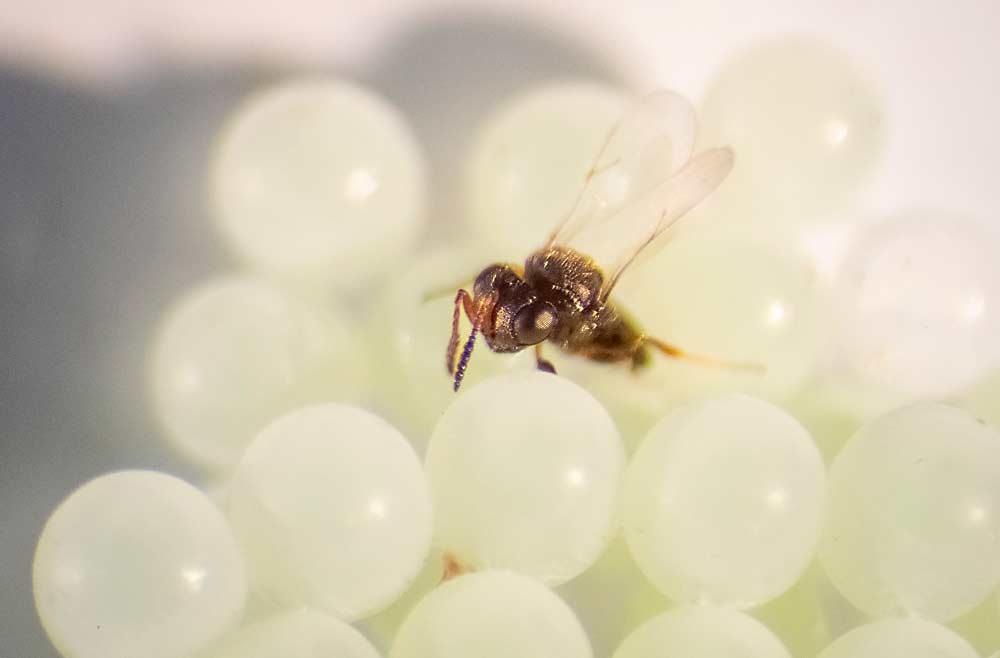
[2,1,999,656]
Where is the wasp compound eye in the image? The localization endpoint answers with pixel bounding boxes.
[514,303,557,345]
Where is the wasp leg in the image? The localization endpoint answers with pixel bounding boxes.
[534,344,557,374]
[446,289,475,375]
[642,336,765,373]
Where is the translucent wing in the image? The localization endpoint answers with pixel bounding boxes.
[545,90,696,248]
[543,91,733,301]
[587,147,734,299]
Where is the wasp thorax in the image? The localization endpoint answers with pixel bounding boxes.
[514,302,557,345]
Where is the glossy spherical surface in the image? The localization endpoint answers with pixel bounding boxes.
[149,275,366,470]
[611,606,791,658]
[616,236,827,402]
[212,79,426,291]
[203,608,380,658]
[228,404,432,620]
[427,372,625,585]
[700,39,882,224]
[390,570,592,658]
[816,618,978,658]
[467,81,627,258]
[820,403,1000,621]
[624,395,826,608]
[33,471,246,658]
[836,216,1000,397]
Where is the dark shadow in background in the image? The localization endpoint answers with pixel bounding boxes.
[0,12,623,657]
[365,12,623,239]
[0,68,265,658]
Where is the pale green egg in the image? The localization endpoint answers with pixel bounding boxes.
[466,81,628,258]
[611,606,791,658]
[391,570,591,658]
[201,608,380,658]
[211,79,427,292]
[816,618,978,658]
[624,394,825,608]
[835,216,1000,398]
[699,39,883,234]
[33,471,246,658]
[614,235,829,403]
[227,404,432,620]
[426,371,625,586]
[820,403,1000,621]
[149,274,367,471]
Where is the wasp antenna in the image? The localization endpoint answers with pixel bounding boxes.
[453,326,478,392]
[447,289,474,375]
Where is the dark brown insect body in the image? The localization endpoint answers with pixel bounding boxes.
[446,91,758,390]
[447,246,709,390]
[531,247,655,365]
[496,246,647,365]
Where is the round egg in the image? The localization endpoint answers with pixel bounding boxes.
[623,394,826,608]
[227,404,432,620]
[426,371,625,585]
[211,79,427,291]
[33,471,246,658]
[820,402,1000,621]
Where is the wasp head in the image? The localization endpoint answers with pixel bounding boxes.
[472,264,557,352]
